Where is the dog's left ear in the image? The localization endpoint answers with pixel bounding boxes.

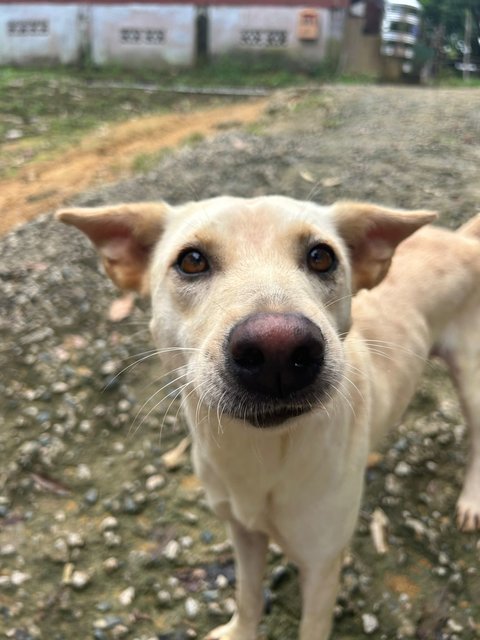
[332,202,437,292]
[56,202,169,294]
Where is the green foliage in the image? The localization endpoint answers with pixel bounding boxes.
[418,0,480,77]
[419,0,478,35]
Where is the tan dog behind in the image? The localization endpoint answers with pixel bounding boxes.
[57,197,480,640]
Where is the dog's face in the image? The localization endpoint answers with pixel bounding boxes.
[57,196,435,429]
[149,196,352,427]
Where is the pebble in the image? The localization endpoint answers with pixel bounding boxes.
[0,544,17,556]
[397,618,416,637]
[100,516,119,531]
[207,601,223,617]
[163,540,181,560]
[215,574,229,589]
[362,612,379,634]
[210,540,232,554]
[51,538,69,563]
[182,511,199,525]
[103,531,122,547]
[52,381,69,393]
[94,615,124,630]
[71,570,92,590]
[180,535,193,549]
[394,461,412,477]
[157,589,173,606]
[146,474,166,491]
[103,557,120,573]
[101,360,118,375]
[67,532,85,548]
[447,619,464,633]
[122,496,142,514]
[385,473,402,495]
[185,597,200,619]
[76,463,92,480]
[202,589,219,602]
[118,586,135,606]
[0,571,31,588]
[11,571,31,586]
[5,128,23,140]
[201,530,214,544]
[173,586,187,601]
[112,624,129,639]
[84,488,99,505]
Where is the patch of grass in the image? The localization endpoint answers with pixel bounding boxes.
[131,148,172,174]
[0,68,174,141]
[183,131,205,146]
[434,73,480,87]
[0,67,235,178]
[0,60,379,180]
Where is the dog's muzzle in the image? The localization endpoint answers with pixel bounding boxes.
[225,312,326,427]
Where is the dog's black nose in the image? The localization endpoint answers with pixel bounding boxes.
[228,313,325,398]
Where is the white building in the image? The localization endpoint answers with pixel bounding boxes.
[0,0,348,67]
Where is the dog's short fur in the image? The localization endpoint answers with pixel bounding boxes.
[57,197,480,640]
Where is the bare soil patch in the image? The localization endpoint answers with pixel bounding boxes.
[0,98,267,235]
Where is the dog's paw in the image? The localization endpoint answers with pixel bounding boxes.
[456,494,480,532]
[204,617,256,640]
[204,624,233,640]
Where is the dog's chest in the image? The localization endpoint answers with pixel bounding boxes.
[189,415,361,540]
[191,429,290,533]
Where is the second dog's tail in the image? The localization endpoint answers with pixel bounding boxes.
[458,213,480,239]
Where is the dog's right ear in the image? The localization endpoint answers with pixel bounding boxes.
[332,202,437,292]
[56,202,169,294]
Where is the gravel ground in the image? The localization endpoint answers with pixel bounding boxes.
[1,85,480,640]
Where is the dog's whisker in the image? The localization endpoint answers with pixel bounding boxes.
[331,381,357,419]
[158,382,193,445]
[134,380,190,442]
[216,390,230,437]
[340,368,365,401]
[102,346,201,391]
[214,390,226,435]
[350,336,430,364]
[304,180,324,204]
[129,371,190,435]
[323,293,354,311]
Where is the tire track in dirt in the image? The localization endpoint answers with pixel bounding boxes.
[0,99,268,236]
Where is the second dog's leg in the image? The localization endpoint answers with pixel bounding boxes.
[206,519,268,640]
[450,355,480,531]
[441,314,480,532]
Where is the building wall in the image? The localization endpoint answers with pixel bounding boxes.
[341,13,381,76]
[90,4,196,67]
[209,7,341,63]
[0,3,84,64]
[0,2,346,68]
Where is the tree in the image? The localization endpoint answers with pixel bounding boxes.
[419,0,480,75]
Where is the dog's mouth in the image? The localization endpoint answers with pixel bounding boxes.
[215,381,332,429]
[229,404,311,428]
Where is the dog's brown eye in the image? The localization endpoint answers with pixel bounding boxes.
[177,249,209,275]
[307,244,336,274]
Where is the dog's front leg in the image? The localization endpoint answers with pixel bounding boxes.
[206,518,268,640]
[298,553,343,640]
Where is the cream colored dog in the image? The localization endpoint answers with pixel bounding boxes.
[57,196,480,640]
